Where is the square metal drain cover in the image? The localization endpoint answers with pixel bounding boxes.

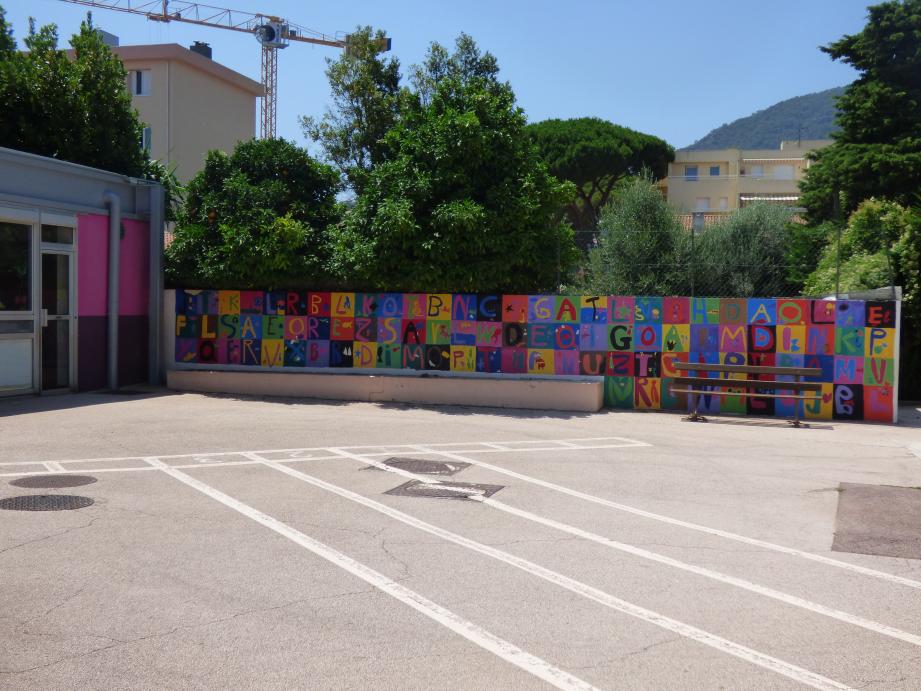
[832,483,921,560]
[385,480,504,500]
[375,457,470,476]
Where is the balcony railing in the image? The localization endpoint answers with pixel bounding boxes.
[669,173,802,182]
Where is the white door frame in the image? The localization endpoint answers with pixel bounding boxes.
[39,212,78,392]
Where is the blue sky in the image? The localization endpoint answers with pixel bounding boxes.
[5,0,870,148]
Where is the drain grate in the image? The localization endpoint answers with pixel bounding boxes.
[10,475,97,489]
[385,480,504,500]
[374,457,470,476]
[0,495,94,511]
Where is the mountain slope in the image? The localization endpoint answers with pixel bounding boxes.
[684,87,845,150]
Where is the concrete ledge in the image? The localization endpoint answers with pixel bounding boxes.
[166,369,603,412]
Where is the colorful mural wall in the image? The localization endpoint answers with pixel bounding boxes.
[174,290,899,422]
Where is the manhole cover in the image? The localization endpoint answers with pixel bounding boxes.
[374,457,470,476]
[0,495,95,511]
[10,475,97,489]
[385,480,504,500]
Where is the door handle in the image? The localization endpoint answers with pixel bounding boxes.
[41,309,48,327]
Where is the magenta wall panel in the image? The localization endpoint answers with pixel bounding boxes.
[77,214,149,316]
[76,213,150,389]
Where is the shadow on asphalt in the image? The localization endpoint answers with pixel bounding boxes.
[194,391,598,420]
[0,387,177,418]
[3,386,918,428]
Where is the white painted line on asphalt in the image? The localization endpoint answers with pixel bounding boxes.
[334,445,921,649]
[44,461,65,472]
[908,443,921,460]
[413,447,921,592]
[145,458,596,691]
[251,452,852,691]
[0,460,263,478]
[0,436,650,468]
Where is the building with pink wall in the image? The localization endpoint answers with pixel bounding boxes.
[0,147,164,395]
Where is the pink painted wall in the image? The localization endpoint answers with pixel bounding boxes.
[77,214,149,316]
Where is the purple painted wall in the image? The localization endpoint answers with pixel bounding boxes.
[76,213,150,389]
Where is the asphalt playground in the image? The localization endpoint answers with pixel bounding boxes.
[2,391,921,690]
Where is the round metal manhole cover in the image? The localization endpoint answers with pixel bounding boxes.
[10,475,97,489]
[0,495,95,511]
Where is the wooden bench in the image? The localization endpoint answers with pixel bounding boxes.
[671,362,823,427]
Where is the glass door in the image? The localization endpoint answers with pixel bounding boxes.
[0,219,37,395]
[41,251,74,390]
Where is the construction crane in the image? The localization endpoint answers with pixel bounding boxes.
[58,1,390,138]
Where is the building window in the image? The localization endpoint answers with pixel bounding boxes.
[749,164,764,178]
[141,127,152,152]
[129,70,151,96]
[709,165,720,176]
[695,197,710,211]
[774,164,794,180]
[0,222,31,312]
[719,197,729,210]
[685,165,698,181]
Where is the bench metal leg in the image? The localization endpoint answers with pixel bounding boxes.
[684,391,707,423]
[789,376,805,428]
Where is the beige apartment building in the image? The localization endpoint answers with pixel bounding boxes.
[114,42,263,182]
[662,140,831,220]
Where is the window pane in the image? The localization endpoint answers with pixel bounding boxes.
[0,320,33,334]
[0,222,31,312]
[685,165,698,180]
[42,319,69,389]
[41,224,73,244]
[709,165,720,176]
[0,339,32,391]
[42,254,70,316]
[774,164,794,180]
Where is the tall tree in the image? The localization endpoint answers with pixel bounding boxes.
[300,26,400,195]
[800,0,921,221]
[587,177,689,296]
[0,5,14,55]
[527,118,674,244]
[165,138,340,289]
[0,9,147,176]
[333,34,577,292]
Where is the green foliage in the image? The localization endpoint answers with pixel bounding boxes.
[800,0,921,221]
[588,180,797,297]
[785,221,836,290]
[587,177,690,295]
[142,159,183,224]
[685,87,843,150]
[803,198,907,295]
[0,6,14,56]
[694,204,796,297]
[165,139,341,289]
[330,34,578,293]
[526,117,674,241]
[0,10,147,177]
[300,26,400,195]
[897,208,921,398]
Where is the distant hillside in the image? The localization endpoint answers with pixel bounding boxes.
[684,87,845,150]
